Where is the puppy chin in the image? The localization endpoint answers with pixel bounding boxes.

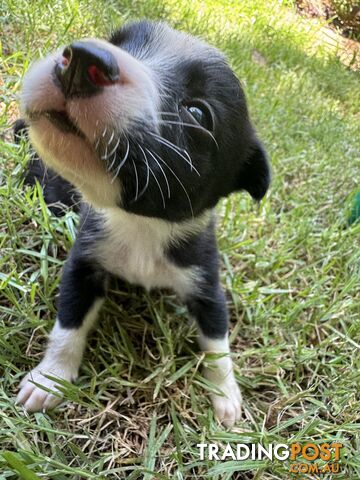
[28,119,120,209]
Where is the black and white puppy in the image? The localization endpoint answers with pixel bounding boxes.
[16,20,270,427]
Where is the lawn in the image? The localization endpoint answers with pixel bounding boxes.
[0,0,359,478]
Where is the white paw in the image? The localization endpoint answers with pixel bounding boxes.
[210,377,242,428]
[16,364,75,413]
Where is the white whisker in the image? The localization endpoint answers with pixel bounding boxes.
[150,131,190,158]
[103,136,121,161]
[111,138,130,183]
[148,164,165,209]
[145,148,171,198]
[94,137,101,151]
[149,132,200,176]
[153,150,194,218]
[107,130,115,145]
[159,120,219,150]
[102,144,108,161]
[157,111,180,117]
[108,152,116,172]
[137,144,150,200]
[132,158,139,202]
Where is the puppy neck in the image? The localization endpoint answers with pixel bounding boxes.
[99,206,213,245]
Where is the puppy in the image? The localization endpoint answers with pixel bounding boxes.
[16,20,270,427]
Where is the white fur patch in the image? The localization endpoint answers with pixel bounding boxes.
[16,299,103,412]
[198,333,242,428]
[94,208,210,295]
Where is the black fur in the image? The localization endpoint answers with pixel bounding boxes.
[108,44,270,220]
[58,254,107,328]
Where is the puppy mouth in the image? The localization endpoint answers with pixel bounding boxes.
[44,110,84,137]
[28,109,84,138]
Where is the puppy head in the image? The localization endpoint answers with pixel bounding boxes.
[21,20,270,219]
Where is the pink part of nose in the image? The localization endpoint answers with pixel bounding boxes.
[87,64,116,87]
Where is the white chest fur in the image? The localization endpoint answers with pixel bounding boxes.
[94,209,208,296]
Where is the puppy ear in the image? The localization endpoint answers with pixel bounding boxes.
[237,138,271,201]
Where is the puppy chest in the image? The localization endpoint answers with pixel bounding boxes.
[95,222,194,294]
[102,242,167,288]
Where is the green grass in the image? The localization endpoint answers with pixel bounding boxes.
[1,0,359,478]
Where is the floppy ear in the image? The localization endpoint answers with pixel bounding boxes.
[237,138,271,201]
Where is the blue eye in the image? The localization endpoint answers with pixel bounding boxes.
[187,106,205,125]
[184,101,214,131]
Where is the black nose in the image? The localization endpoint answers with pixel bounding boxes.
[54,41,119,98]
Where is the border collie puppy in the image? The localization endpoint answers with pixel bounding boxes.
[16,20,270,427]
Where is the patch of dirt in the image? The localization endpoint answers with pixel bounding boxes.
[296,0,360,38]
[296,0,360,70]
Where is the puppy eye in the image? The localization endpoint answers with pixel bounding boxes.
[187,106,206,125]
[184,101,214,131]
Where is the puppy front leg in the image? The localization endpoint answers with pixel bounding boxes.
[17,253,107,412]
[187,288,242,427]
